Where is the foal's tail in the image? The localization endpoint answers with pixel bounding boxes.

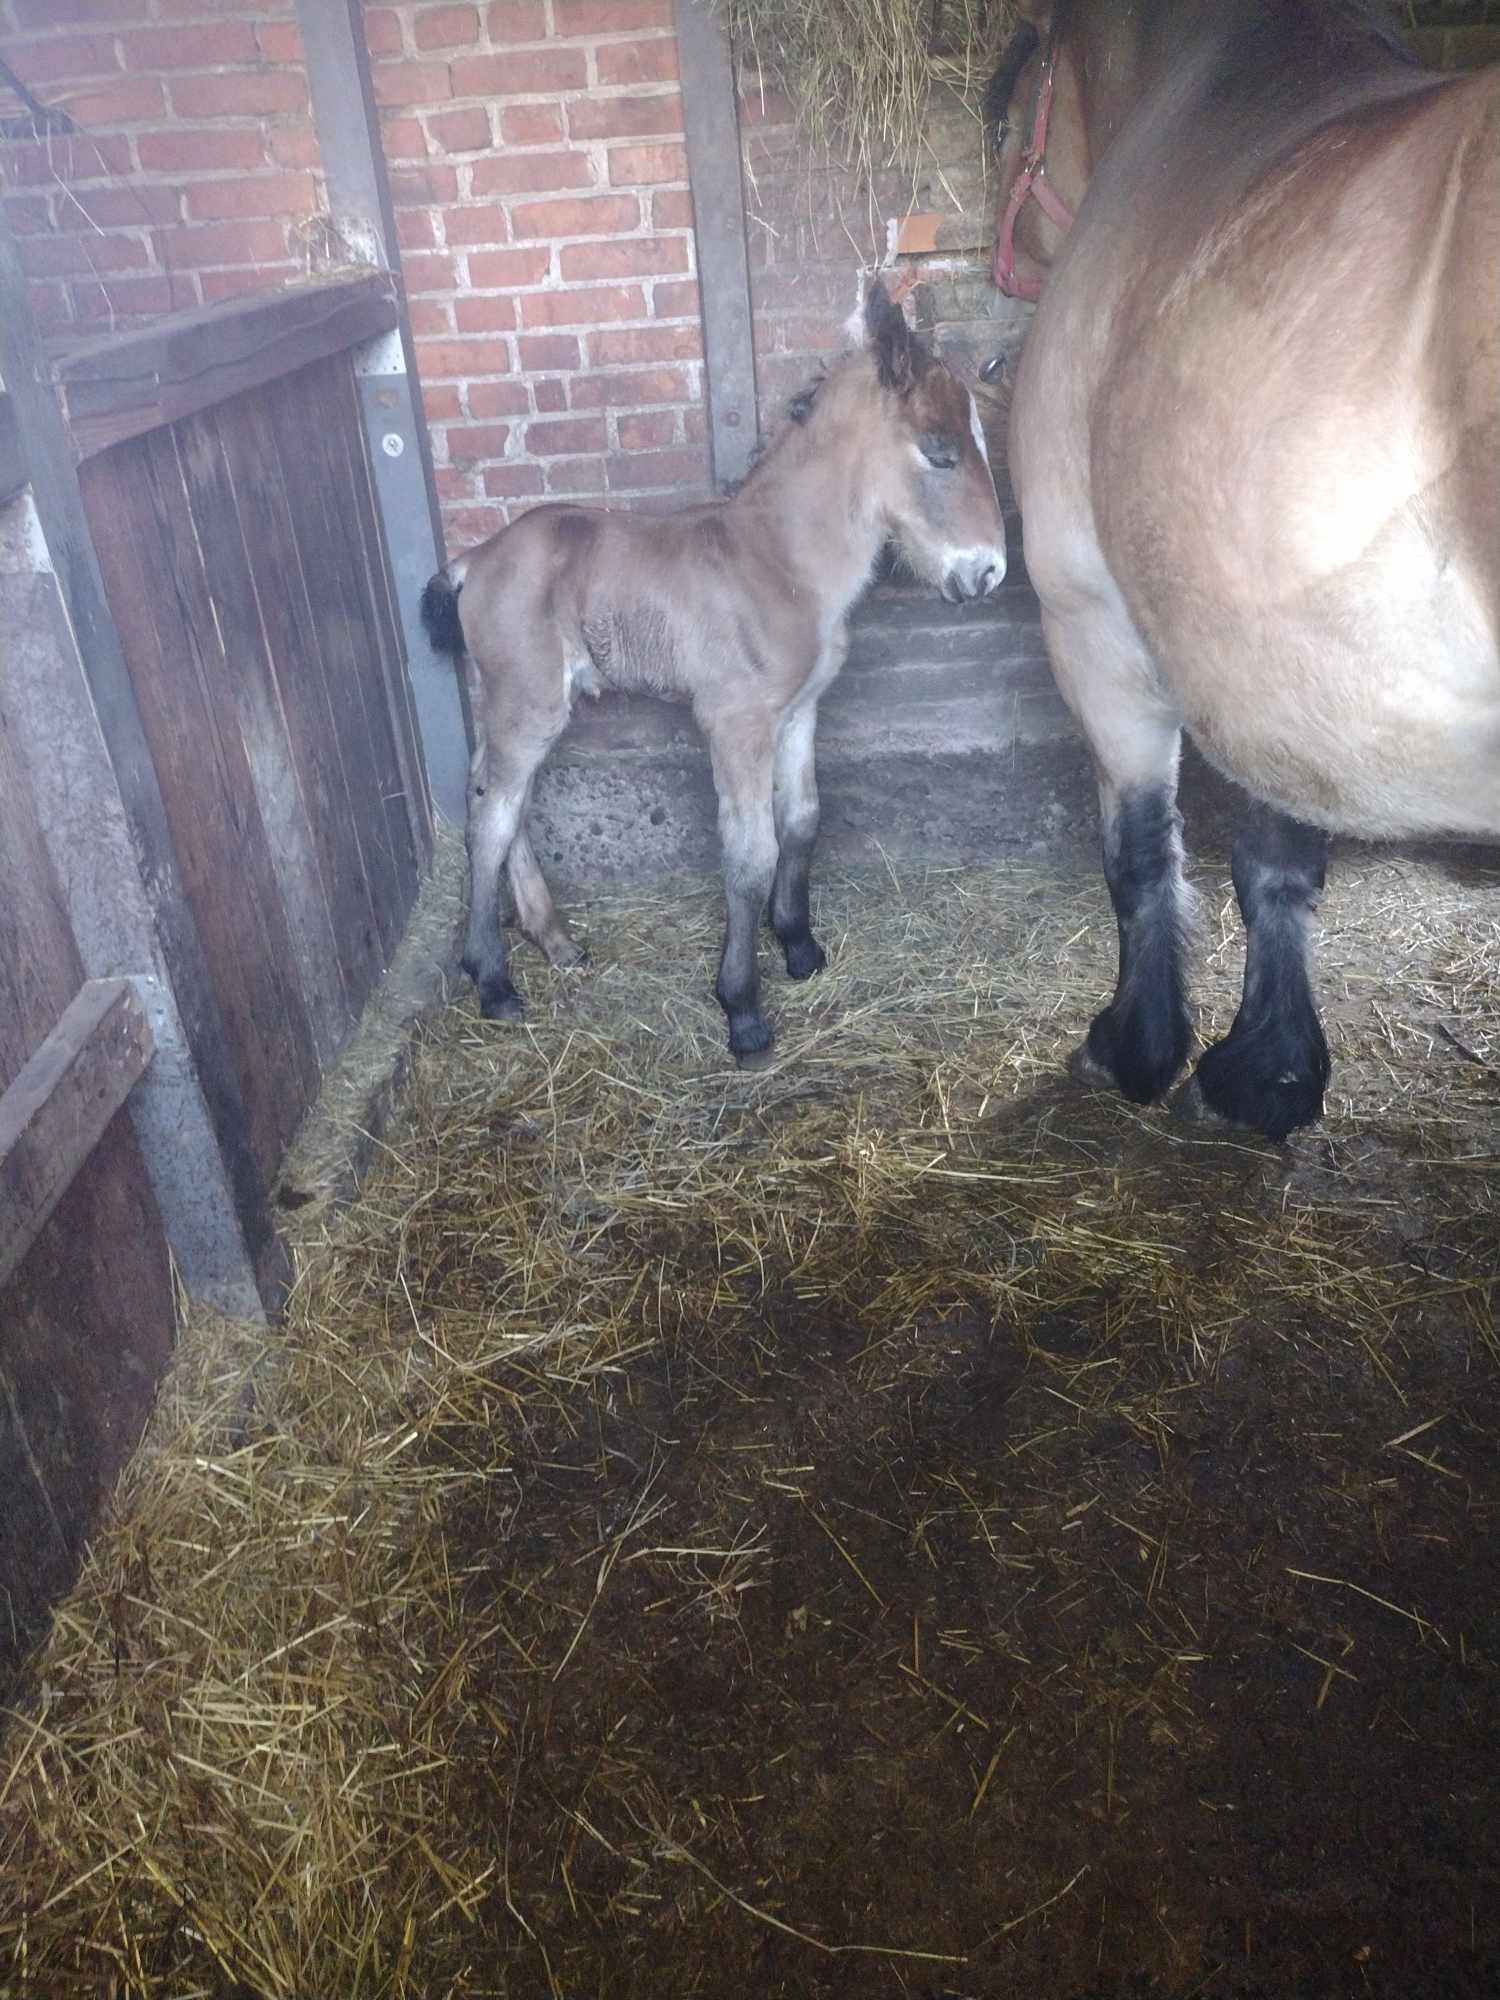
[420,562,467,661]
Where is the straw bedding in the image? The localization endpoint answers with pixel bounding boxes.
[1,846,1498,1998]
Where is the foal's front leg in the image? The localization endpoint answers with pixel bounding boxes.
[770,701,827,980]
[705,717,779,1061]
[1182,805,1330,1139]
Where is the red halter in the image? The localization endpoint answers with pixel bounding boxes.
[991,43,1077,302]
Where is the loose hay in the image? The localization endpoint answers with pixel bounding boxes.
[2,853,1499,1998]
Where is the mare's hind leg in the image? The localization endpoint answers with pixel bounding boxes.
[1045,607,1194,1102]
[1181,805,1330,1140]
[507,816,588,970]
[463,735,558,1020]
[770,701,826,980]
[704,713,779,1061]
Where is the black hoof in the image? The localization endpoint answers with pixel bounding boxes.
[783,934,827,981]
[728,1014,775,1065]
[1080,1002,1190,1105]
[1193,1029,1328,1142]
[478,978,525,1022]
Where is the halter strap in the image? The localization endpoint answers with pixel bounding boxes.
[991,40,1077,302]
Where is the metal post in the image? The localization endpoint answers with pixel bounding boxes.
[296,0,470,824]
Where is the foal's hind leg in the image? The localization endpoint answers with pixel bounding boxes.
[463,735,559,1020]
[703,713,779,1060]
[1045,608,1194,1102]
[1180,806,1330,1140]
[770,701,827,980]
[507,815,587,970]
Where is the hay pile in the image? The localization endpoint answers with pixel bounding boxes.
[730,0,1018,177]
[1,853,1498,1998]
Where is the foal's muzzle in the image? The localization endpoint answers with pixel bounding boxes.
[943,553,1007,603]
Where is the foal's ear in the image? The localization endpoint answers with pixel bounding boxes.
[864,282,924,394]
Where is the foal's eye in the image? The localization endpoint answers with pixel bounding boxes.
[918,433,960,470]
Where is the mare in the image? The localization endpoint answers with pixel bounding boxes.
[987,0,1500,1137]
[422,283,1007,1061]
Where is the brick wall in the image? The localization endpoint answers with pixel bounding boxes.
[0,0,1002,552]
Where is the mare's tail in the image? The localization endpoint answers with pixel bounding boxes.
[420,566,466,660]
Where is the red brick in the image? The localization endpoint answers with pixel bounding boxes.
[510,192,639,240]
[373,59,454,106]
[185,173,317,221]
[435,466,480,501]
[171,71,305,117]
[137,126,266,172]
[451,49,586,96]
[532,378,567,412]
[408,300,452,336]
[379,115,429,161]
[398,208,440,249]
[446,504,508,543]
[200,265,295,303]
[117,22,258,67]
[62,75,166,123]
[569,364,690,407]
[454,293,519,332]
[256,20,304,63]
[471,151,593,198]
[26,283,75,335]
[443,423,513,463]
[400,251,459,292]
[163,220,292,267]
[498,103,564,145]
[0,36,118,84]
[567,91,682,141]
[606,447,705,491]
[61,183,180,227]
[428,106,490,152]
[467,380,530,416]
[414,5,481,49]
[544,459,607,496]
[483,464,546,498]
[609,142,687,186]
[418,383,464,422]
[418,337,514,377]
[268,126,321,169]
[389,165,461,204]
[525,415,606,455]
[652,277,700,317]
[651,187,694,229]
[363,8,406,56]
[617,409,676,449]
[467,245,551,286]
[517,333,580,371]
[442,206,512,245]
[2,198,51,236]
[11,0,147,23]
[70,273,198,320]
[520,283,643,327]
[559,235,687,281]
[20,231,150,277]
[553,0,672,29]
[2,134,131,185]
[596,37,678,86]
[589,322,701,365]
[485,1,548,43]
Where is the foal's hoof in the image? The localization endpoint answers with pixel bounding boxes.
[547,940,590,972]
[728,1015,776,1068]
[478,979,525,1023]
[784,935,827,982]
[1067,1039,1116,1091]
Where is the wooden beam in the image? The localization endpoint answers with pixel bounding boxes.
[674,0,759,489]
[52,273,399,461]
[0,979,153,1293]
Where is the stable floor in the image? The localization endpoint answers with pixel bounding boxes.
[2,846,1499,1999]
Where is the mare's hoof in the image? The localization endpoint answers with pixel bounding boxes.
[784,935,827,981]
[1067,1039,1116,1090]
[478,980,525,1023]
[728,1016,775,1067]
[1191,1037,1327,1142]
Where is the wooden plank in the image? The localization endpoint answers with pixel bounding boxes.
[266,357,419,960]
[79,433,321,1186]
[52,272,399,462]
[0,979,154,1293]
[674,0,760,489]
[0,202,287,1310]
[211,383,392,1012]
[0,392,26,505]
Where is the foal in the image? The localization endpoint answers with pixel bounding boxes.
[422,283,1007,1061]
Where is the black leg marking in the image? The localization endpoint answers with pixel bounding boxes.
[1082,786,1194,1103]
[1191,807,1331,1140]
[770,706,826,981]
